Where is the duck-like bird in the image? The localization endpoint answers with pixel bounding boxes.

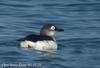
[19,24,64,51]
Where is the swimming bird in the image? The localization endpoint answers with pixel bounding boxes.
[19,24,64,52]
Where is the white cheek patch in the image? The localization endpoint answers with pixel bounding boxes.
[48,31,55,36]
[50,26,55,30]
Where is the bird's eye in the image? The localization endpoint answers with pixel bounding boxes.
[50,26,55,30]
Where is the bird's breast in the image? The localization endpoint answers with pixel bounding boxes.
[20,40,57,51]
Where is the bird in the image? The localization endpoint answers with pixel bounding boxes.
[18,24,64,52]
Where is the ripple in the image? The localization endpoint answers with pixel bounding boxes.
[0,56,27,63]
[0,25,5,29]
[51,64,68,68]
[0,51,26,56]
[33,56,66,64]
[40,3,100,11]
[70,49,84,54]
[0,2,32,8]
[10,0,32,2]
[40,3,62,7]
[40,3,100,7]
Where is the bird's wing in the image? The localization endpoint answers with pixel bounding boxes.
[18,34,53,42]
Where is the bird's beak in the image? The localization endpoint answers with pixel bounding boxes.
[55,28,64,32]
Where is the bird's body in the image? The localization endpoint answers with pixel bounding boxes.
[20,34,57,51]
[19,24,64,52]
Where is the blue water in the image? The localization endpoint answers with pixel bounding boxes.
[0,0,100,68]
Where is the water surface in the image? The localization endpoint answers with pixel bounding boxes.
[0,0,100,68]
